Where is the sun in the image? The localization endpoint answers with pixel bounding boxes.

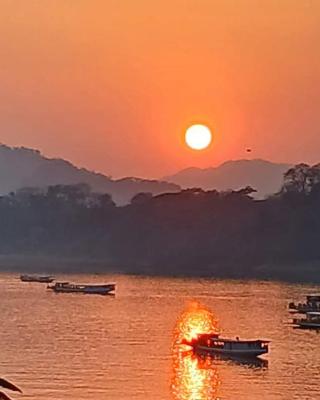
[185,124,212,150]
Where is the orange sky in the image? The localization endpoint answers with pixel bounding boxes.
[0,0,319,178]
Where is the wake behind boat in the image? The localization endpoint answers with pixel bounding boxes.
[20,274,55,283]
[47,282,116,295]
[182,333,270,359]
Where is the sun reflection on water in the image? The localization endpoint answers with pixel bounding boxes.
[171,302,221,400]
[174,301,219,344]
[172,352,220,400]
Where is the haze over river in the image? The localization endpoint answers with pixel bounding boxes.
[0,274,319,400]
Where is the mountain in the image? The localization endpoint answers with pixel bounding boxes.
[164,159,292,198]
[0,144,180,205]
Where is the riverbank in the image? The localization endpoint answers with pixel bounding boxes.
[0,254,319,284]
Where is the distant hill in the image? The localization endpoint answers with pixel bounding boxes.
[164,159,292,198]
[0,144,180,205]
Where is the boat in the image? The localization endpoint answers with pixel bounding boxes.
[289,294,320,314]
[182,333,269,358]
[47,282,116,295]
[20,274,55,283]
[292,312,320,329]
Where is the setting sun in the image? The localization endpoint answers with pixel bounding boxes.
[174,302,219,343]
[185,125,212,150]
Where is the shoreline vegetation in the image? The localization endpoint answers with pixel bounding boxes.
[0,254,320,284]
[1,163,320,284]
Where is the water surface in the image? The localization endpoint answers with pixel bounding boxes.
[0,274,319,399]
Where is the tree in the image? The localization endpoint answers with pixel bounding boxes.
[235,186,257,197]
[47,183,91,204]
[282,164,313,194]
[131,192,153,205]
[96,193,115,208]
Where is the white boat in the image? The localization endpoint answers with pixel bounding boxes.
[183,333,269,358]
[292,312,320,329]
[20,274,55,283]
[47,282,116,295]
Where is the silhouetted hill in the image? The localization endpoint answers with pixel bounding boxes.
[0,163,320,282]
[0,144,180,204]
[164,159,291,199]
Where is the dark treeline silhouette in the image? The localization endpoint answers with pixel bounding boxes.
[1,163,320,281]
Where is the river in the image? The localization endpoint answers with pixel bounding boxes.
[0,274,319,399]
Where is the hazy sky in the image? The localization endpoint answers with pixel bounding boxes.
[1,0,319,178]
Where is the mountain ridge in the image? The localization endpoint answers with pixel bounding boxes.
[0,144,180,205]
[164,159,292,198]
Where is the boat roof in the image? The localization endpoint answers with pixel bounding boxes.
[55,282,115,286]
[307,312,320,316]
[215,338,270,344]
[199,333,270,343]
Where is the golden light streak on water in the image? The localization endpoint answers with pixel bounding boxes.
[171,302,221,400]
[171,352,221,400]
[174,301,219,344]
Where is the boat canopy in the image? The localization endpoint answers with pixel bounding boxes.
[199,333,270,344]
[307,295,320,301]
[216,338,270,344]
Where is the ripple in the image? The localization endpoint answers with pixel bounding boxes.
[0,274,319,399]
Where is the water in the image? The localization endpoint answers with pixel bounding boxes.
[0,274,319,400]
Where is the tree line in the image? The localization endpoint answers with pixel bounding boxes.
[1,163,320,281]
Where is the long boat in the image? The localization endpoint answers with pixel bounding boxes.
[292,312,320,329]
[289,294,320,314]
[182,333,269,358]
[47,282,116,295]
[20,274,55,283]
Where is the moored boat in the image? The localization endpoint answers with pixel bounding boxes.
[289,294,320,314]
[182,333,269,358]
[20,274,55,283]
[47,282,116,295]
[292,312,320,329]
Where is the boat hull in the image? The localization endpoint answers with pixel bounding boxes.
[289,306,320,314]
[48,283,116,295]
[293,322,320,329]
[20,275,54,283]
[195,345,268,358]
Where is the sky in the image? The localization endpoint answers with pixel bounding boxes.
[0,0,320,178]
